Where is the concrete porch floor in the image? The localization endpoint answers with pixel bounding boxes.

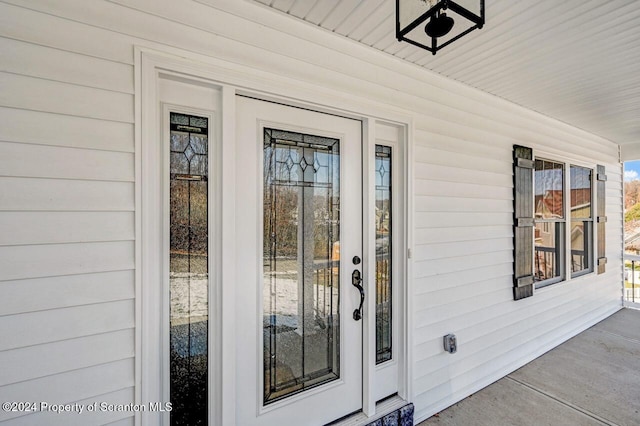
[420,308,640,426]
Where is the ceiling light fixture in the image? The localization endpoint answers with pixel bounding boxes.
[396,0,485,55]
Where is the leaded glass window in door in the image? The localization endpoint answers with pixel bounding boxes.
[169,112,208,426]
[263,128,341,404]
[375,145,392,364]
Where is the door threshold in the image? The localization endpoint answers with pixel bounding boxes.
[326,396,413,426]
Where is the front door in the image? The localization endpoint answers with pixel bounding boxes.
[235,96,363,425]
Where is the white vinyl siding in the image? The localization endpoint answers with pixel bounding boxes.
[0,2,136,423]
[0,0,622,424]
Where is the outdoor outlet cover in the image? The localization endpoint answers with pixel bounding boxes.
[444,333,457,354]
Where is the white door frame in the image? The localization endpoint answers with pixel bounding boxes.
[136,47,413,426]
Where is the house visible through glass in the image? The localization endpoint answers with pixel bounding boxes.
[570,165,592,276]
[534,159,564,283]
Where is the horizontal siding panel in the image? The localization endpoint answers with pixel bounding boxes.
[415,225,513,245]
[414,290,620,369]
[417,287,513,331]
[6,388,135,426]
[415,212,513,228]
[0,300,134,351]
[0,270,134,316]
[0,178,134,211]
[0,211,134,246]
[414,179,513,200]
[413,146,512,175]
[415,275,512,309]
[0,359,134,422]
[0,2,133,64]
[414,272,619,349]
[414,250,513,278]
[414,295,619,390]
[413,130,512,163]
[414,238,512,261]
[0,142,134,181]
[0,72,133,123]
[0,107,133,152]
[414,263,514,295]
[0,241,134,281]
[414,163,511,187]
[415,196,512,213]
[0,329,134,385]
[0,37,134,93]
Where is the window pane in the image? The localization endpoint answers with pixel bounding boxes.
[535,160,564,219]
[263,128,341,405]
[570,165,592,274]
[534,222,564,282]
[570,166,592,218]
[169,113,208,426]
[375,145,392,364]
[571,220,591,274]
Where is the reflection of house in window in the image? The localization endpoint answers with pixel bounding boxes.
[534,186,563,282]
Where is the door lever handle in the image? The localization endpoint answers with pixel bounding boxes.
[351,269,365,321]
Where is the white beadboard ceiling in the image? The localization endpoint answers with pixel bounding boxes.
[251,0,640,149]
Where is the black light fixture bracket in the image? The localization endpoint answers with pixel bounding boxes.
[396,0,485,55]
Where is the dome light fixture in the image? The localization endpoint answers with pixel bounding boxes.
[396,0,485,55]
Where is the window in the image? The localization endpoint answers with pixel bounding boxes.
[534,159,565,286]
[375,145,392,364]
[570,166,593,276]
[512,145,605,300]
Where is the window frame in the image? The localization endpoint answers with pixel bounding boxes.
[533,158,566,288]
[569,164,595,279]
[532,155,596,290]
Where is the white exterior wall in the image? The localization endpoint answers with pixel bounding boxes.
[0,0,622,425]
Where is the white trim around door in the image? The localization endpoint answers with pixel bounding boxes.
[136,48,412,426]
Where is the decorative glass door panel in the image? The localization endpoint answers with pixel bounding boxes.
[236,97,362,426]
[375,145,392,364]
[169,112,208,426]
[263,129,341,404]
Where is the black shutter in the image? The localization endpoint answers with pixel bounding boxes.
[597,165,607,274]
[513,145,534,300]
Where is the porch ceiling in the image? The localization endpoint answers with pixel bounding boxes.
[250,0,640,148]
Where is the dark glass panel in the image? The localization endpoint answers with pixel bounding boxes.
[375,145,392,364]
[169,113,208,426]
[263,128,340,404]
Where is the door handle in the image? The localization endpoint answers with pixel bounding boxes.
[351,269,365,321]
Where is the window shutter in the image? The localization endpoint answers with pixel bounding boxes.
[513,145,534,300]
[596,165,606,274]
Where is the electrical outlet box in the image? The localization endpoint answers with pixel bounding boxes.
[443,334,457,354]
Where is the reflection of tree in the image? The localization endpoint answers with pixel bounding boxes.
[264,185,338,259]
[170,180,208,257]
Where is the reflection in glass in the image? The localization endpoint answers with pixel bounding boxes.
[263,128,340,404]
[535,160,564,219]
[169,113,208,426]
[570,166,593,274]
[375,146,392,364]
[533,222,563,282]
[534,160,564,283]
